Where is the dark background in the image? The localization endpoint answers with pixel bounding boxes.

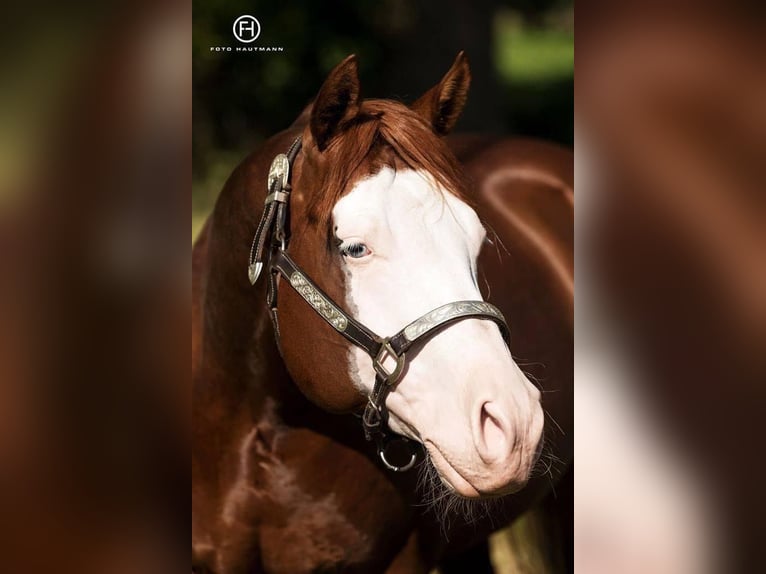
[192,0,573,237]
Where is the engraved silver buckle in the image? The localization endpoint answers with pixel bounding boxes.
[267,153,290,192]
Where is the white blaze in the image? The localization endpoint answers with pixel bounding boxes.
[333,167,543,497]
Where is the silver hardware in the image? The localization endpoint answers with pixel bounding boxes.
[379,440,418,472]
[268,154,290,192]
[373,339,405,383]
[248,262,263,285]
[275,229,287,251]
[403,301,505,341]
[265,190,290,205]
[289,272,348,331]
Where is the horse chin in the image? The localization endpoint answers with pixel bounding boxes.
[423,440,529,500]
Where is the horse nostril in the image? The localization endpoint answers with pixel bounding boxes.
[476,401,511,464]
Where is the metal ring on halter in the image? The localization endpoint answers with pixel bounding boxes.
[378,439,418,472]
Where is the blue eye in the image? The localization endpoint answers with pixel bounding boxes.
[341,242,371,259]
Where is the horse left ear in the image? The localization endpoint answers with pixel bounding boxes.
[411,51,471,135]
[310,55,361,151]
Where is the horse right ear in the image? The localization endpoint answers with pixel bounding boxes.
[310,55,361,152]
[411,51,471,135]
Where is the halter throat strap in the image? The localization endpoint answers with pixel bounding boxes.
[248,136,512,472]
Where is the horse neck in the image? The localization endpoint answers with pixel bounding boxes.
[194,134,302,421]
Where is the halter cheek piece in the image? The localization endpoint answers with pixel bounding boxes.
[248,136,511,472]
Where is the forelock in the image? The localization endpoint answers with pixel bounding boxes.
[304,99,469,229]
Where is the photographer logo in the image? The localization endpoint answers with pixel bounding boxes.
[209,15,283,53]
[233,15,260,43]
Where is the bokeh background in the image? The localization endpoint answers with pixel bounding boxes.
[192,0,574,240]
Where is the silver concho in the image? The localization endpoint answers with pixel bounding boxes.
[289,272,348,332]
[403,301,505,341]
[268,153,290,192]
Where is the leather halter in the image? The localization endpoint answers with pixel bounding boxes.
[248,136,511,472]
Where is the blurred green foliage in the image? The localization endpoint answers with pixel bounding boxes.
[496,12,574,82]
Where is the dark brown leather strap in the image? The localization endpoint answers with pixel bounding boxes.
[270,250,383,359]
[247,137,303,285]
[270,251,510,363]
[247,195,277,284]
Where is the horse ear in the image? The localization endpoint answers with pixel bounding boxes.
[310,55,361,151]
[411,51,471,135]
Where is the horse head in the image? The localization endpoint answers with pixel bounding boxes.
[268,53,543,498]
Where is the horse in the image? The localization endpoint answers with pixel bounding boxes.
[192,52,573,573]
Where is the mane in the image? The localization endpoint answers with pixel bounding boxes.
[304,99,470,228]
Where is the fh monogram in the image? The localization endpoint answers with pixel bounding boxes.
[233,15,261,43]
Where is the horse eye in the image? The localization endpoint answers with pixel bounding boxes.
[342,243,371,259]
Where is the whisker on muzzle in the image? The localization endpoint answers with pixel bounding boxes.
[414,450,509,535]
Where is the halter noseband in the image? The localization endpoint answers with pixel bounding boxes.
[248,136,511,472]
